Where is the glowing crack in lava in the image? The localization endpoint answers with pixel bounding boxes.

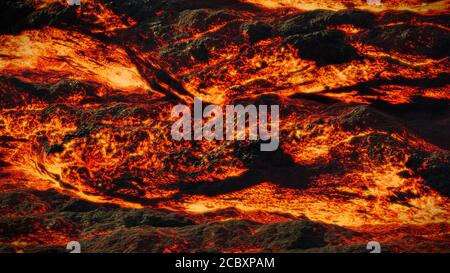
[0,0,449,252]
[245,0,450,14]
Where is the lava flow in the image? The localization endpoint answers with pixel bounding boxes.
[0,0,449,253]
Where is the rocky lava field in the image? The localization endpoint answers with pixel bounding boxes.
[0,0,449,252]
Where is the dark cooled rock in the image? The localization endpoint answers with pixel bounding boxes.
[363,24,450,58]
[40,104,76,122]
[78,219,361,253]
[47,79,101,102]
[61,199,101,212]
[0,215,77,241]
[80,220,258,253]
[137,20,172,43]
[0,189,195,252]
[111,0,258,18]
[233,139,292,168]
[286,30,359,65]
[334,105,402,132]
[241,22,272,44]
[278,10,335,36]
[0,245,18,253]
[0,0,75,33]
[345,132,407,164]
[63,208,194,230]
[0,77,105,107]
[406,152,450,197]
[277,9,375,36]
[178,9,237,32]
[331,9,375,28]
[0,191,48,215]
[109,0,155,21]
[0,0,34,32]
[254,220,328,250]
[0,76,42,107]
[159,36,216,63]
[121,210,194,227]
[20,245,65,253]
[189,40,210,62]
